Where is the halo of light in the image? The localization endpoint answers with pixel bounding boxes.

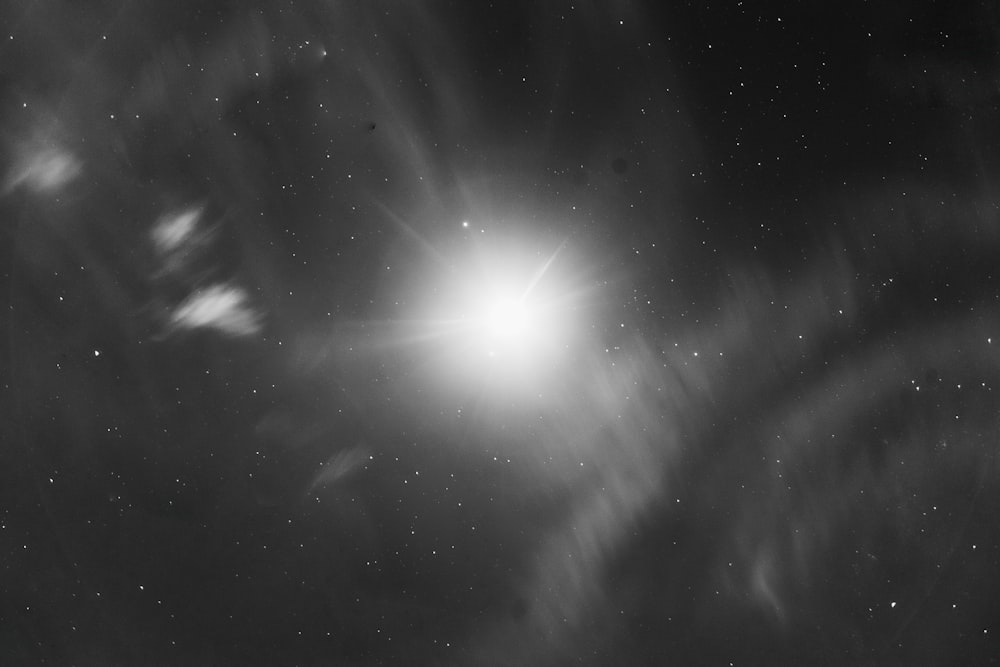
[383,223,594,405]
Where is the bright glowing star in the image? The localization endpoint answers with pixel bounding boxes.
[474,290,539,360]
[486,297,528,339]
[451,241,572,370]
[380,227,593,402]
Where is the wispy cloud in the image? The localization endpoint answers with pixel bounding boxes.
[151,206,202,253]
[3,146,81,195]
[307,446,370,494]
[170,284,262,337]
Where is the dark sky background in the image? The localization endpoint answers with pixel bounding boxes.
[3,1,1000,665]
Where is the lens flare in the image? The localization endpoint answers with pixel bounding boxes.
[443,238,584,389]
[485,296,528,340]
[470,284,545,362]
[353,223,593,406]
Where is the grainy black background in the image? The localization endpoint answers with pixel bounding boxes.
[3,2,1000,664]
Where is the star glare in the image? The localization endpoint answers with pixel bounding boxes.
[485,296,528,342]
[463,281,549,364]
[384,226,590,402]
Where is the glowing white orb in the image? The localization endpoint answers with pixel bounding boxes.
[455,251,570,372]
[485,296,528,340]
[384,226,592,402]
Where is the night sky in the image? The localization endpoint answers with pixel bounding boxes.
[3,1,1000,665]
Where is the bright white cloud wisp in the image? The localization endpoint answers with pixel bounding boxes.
[151,206,202,253]
[169,283,262,337]
[3,146,82,195]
